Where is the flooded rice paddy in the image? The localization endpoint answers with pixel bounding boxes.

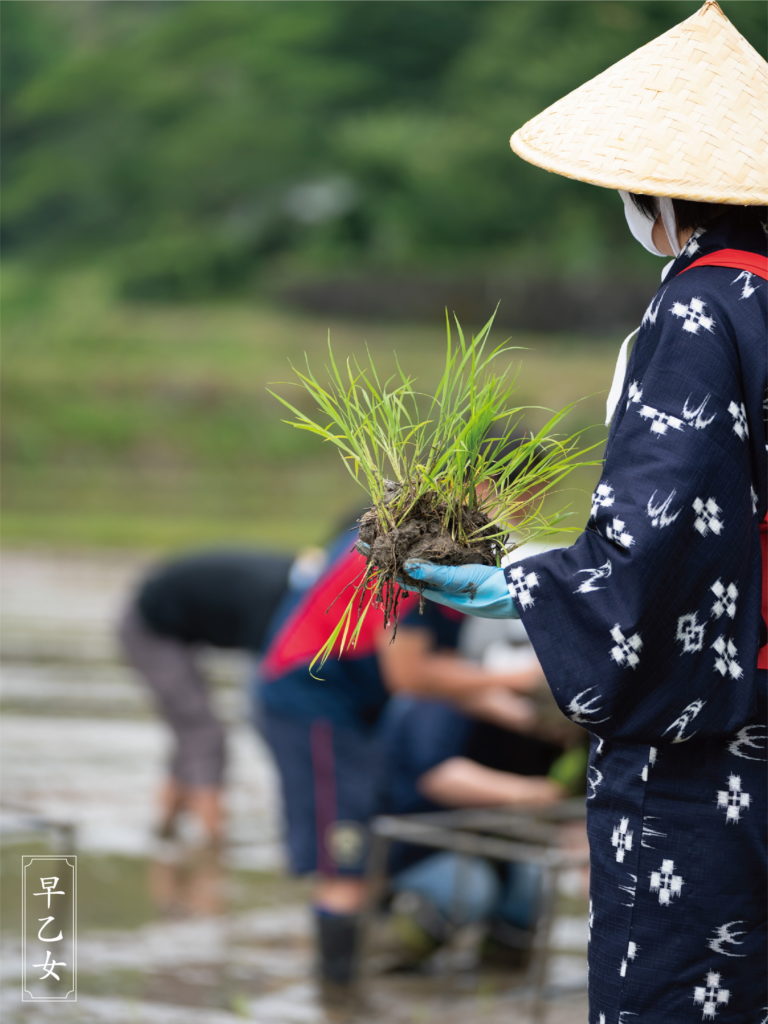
[1,551,588,1023]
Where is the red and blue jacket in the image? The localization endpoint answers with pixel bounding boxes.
[259,537,418,727]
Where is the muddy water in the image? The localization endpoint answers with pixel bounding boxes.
[1,552,588,1023]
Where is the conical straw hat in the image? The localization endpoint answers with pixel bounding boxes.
[510,1,768,204]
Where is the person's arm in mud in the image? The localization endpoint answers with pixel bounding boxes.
[376,623,544,732]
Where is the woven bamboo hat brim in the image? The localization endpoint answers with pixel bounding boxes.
[510,1,768,205]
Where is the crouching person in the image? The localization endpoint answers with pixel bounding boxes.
[376,599,586,969]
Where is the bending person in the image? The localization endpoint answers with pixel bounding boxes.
[253,531,419,1002]
[118,546,317,844]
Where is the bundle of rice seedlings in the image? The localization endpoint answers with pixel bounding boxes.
[270,312,597,668]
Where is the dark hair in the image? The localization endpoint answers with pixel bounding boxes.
[629,193,767,232]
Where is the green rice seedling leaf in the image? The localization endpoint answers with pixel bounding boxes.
[270,311,601,662]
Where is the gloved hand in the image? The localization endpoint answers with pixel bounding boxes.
[403,561,519,619]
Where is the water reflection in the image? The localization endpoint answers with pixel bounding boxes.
[147,846,226,919]
[0,553,587,1023]
[1,836,587,1024]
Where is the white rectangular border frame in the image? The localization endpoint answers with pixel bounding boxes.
[21,854,78,1001]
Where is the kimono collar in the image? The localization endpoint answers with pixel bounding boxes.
[661,212,768,276]
[605,214,768,425]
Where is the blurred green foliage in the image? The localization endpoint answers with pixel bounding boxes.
[2,261,611,550]
[3,1,765,551]
[4,1,765,299]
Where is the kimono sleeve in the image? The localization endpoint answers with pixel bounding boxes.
[505,272,764,743]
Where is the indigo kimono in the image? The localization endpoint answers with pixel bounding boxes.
[505,214,767,1022]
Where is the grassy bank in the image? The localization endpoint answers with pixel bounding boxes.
[2,262,617,553]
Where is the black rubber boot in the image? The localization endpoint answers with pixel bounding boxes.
[313,908,362,1007]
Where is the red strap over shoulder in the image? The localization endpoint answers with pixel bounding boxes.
[678,247,768,668]
[759,514,768,671]
[680,248,768,280]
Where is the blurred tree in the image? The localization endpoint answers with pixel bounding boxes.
[1,1,765,298]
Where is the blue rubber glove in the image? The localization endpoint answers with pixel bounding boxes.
[403,561,519,619]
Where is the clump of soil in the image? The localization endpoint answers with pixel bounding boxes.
[356,488,498,628]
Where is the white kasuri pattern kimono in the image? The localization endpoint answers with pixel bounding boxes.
[505,214,767,1022]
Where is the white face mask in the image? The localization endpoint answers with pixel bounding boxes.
[619,190,681,258]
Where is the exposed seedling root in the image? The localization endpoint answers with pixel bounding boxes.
[357,488,498,630]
